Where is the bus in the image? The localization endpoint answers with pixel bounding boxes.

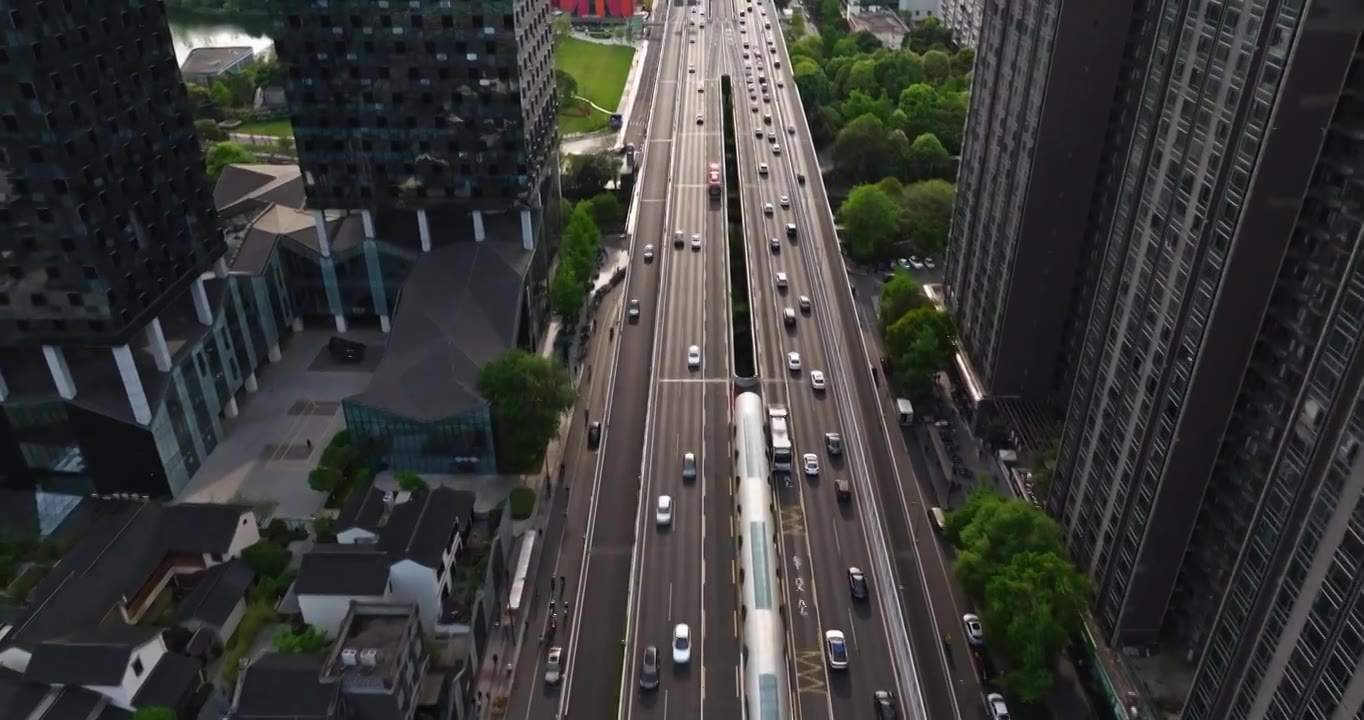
[707,162,722,201]
[767,405,793,472]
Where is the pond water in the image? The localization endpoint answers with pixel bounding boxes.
[166,9,275,66]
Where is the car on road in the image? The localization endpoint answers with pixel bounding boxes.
[848,567,869,600]
[826,432,843,455]
[825,630,848,669]
[656,495,673,526]
[682,452,698,481]
[783,308,797,326]
[802,453,819,476]
[588,422,602,450]
[788,124,796,134]
[695,113,704,125]
[673,230,684,247]
[763,203,774,215]
[787,351,801,371]
[754,128,764,139]
[810,370,826,390]
[698,86,703,93]
[691,233,702,250]
[835,477,851,501]
[688,64,695,73]
[758,162,769,175]
[628,299,641,321]
[545,647,564,684]
[770,237,781,252]
[873,690,899,719]
[986,693,1011,720]
[643,244,654,262]
[672,624,692,664]
[906,256,924,270]
[779,195,790,207]
[772,144,782,155]
[964,613,985,645]
[687,345,701,369]
[797,173,806,185]
[639,646,660,690]
[799,295,811,312]
[786,222,797,238]
[774,271,788,288]
[764,112,772,124]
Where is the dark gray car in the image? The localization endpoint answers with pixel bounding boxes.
[639,646,660,690]
[825,432,843,455]
[682,452,698,481]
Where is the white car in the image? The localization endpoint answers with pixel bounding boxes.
[642,244,654,262]
[811,371,826,390]
[698,86,704,93]
[696,113,704,125]
[764,203,774,215]
[907,256,925,270]
[824,630,848,669]
[964,613,985,646]
[758,162,769,175]
[774,272,788,288]
[986,693,1011,720]
[925,257,937,268]
[544,646,564,684]
[803,453,820,476]
[687,345,701,369]
[779,195,790,208]
[798,295,811,312]
[656,495,673,526]
[672,623,692,664]
[787,352,801,371]
[691,233,702,250]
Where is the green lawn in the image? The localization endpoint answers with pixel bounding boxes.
[560,101,611,134]
[234,118,294,137]
[556,37,635,123]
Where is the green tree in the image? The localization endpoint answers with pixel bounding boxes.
[194,118,226,142]
[185,83,214,107]
[561,203,602,283]
[564,152,616,198]
[789,11,806,36]
[840,90,894,127]
[307,466,343,494]
[832,114,889,185]
[550,264,586,320]
[209,80,234,107]
[843,59,880,97]
[321,442,360,476]
[930,91,969,154]
[878,270,926,329]
[792,58,832,107]
[908,16,954,53]
[555,69,579,106]
[905,133,953,182]
[947,491,1067,594]
[312,516,337,543]
[903,179,955,256]
[553,14,573,40]
[588,192,624,230]
[952,47,976,77]
[884,308,954,400]
[223,73,256,106]
[241,540,290,578]
[274,625,330,653]
[131,708,176,720]
[477,350,577,472]
[818,0,841,28]
[789,36,825,64]
[839,183,902,263]
[395,471,427,493]
[985,552,1091,703]
[921,49,952,85]
[204,141,257,183]
[898,83,938,139]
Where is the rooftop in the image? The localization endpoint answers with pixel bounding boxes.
[847,9,909,38]
[233,653,338,720]
[374,488,475,569]
[3,501,251,651]
[180,46,255,76]
[295,546,392,596]
[214,164,307,218]
[346,225,532,421]
[129,651,200,709]
[173,559,256,628]
[322,603,418,690]
[23,626,162,687]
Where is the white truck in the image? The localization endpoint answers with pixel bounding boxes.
[768,405,793,471]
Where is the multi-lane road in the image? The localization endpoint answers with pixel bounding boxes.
[511,0,1000,718]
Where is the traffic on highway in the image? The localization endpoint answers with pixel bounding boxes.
[516,0,998,718]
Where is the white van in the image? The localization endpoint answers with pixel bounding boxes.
[896,398,914,426]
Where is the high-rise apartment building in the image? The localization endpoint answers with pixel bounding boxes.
[0,1,294,496]
[943,0,1133,416]
[939,0,984,48]
[947,0,1364,717]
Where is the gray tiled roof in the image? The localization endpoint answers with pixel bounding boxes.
[335,487,388,534]
[173,559,255,628]
[0,668,46,720]
[295,546,392,596]
[24,626,161,687]
[376,488,475,569]
[347,222,532,421]
[130,652,201,709]
[233,653,337,720]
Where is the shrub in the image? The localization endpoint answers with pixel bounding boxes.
[264,519,292,545]
[308,466,343,493]
[313,516,337,543]
[508,487,536,520]
[241,540,290,579]
[396,471,427,493]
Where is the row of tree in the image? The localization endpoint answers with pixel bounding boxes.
[944,491,1091,704]
[549,202,605,320]
[875,271,954,402]
[477,349,577,473]
[840,177,954,261]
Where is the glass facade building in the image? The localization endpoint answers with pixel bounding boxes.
[950,0,1364,717]
[342,402,497,475]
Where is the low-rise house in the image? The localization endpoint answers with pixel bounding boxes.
[301,487,475,634]
[0,667,134,720]
[231,603,429,720]
[295,547,395,637]
[0,501,260,712]
[180,46,256,83]
[172,559,256,647]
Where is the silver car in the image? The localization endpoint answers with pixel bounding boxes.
[682,452,698,481]
[639,646,660,690]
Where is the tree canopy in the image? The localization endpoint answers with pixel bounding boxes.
[131,709,175,720]
[945,491,1090,704]
[564,152,617,199]
[274,625,330,654]
[884,307,954,401]
[839,183,902,262]
[878,270,927,329]
[477,349,577,472]
[204,142,257,184]
[902,178,955,256]
[549,202,603,319]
